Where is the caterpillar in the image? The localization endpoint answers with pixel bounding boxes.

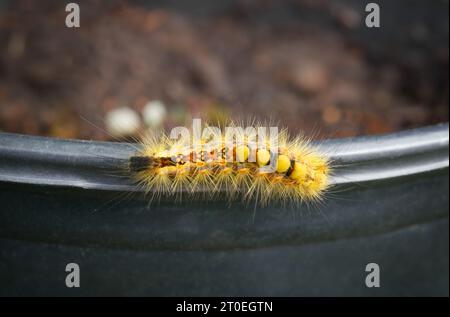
[128,120,331,206]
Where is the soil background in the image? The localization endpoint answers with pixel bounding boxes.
[0,0,448,140]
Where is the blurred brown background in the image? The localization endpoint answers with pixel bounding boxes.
[0,0,448,140]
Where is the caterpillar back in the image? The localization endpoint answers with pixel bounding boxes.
[128,121,331,206]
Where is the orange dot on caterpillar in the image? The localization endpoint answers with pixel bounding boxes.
[256,149,270,167]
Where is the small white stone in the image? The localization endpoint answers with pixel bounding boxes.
[105,107,141,136]
[142,100,167,127]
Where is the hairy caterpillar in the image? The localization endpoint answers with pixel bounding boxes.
[128,120,331,206]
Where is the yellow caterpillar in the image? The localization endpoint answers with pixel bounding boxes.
[128,120,331,206]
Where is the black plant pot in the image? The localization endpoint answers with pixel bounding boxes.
[0,123,448,296]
